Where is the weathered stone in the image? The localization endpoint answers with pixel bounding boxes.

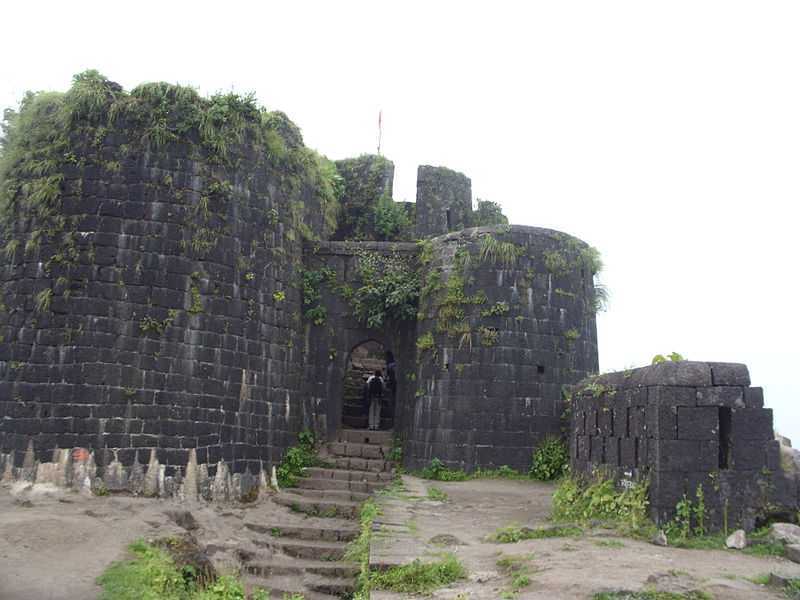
[164,510,199,531]
[770,523,800,545]
[725,529,746,549]
[651,530,668,546]
[429,534,465,546]
[143,449,160,497]
[786,544,800,564]
[708,362,751,386]
[183,449,199,502]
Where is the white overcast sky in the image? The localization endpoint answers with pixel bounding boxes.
[2,1,798,442]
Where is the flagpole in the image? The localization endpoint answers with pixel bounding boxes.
[377,110,382,155]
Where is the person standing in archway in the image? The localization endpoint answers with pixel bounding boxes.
[366,369,384,430]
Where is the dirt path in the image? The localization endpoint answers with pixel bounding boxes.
[0,480,353,600]
[372,476,800,599]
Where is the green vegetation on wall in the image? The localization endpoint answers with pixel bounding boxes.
[349,249,420,328]
[0,69,342,279]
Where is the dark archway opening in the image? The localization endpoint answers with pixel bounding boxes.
[342,340,395,431]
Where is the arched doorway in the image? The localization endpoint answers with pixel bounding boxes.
[342,340,394,431]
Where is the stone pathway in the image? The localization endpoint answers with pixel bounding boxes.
[238,428,395,598]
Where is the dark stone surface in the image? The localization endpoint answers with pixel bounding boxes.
[0,124,323,475]
[405,225,599,473]
[415,166,472,238]
[570,361,795,531]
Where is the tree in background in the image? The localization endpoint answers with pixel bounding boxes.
[472,199,508,227]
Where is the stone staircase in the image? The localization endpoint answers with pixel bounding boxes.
[239,428,395,599]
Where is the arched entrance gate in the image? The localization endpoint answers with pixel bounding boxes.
[342,340,395,431]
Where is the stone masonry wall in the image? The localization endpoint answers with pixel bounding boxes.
[570,361,798,530]
[0,97,327,479]
[404,225,600,472]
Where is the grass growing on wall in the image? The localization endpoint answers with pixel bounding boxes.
[0,69,342,277]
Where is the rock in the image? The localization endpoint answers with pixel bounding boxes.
[651,530,668,546]
[726,529,747,549]
[775,433,792,447]
[786,544,800,564]
[769,573,789,588]
[769,523,800,545]
[468,571,498,583]
[165,509,199,531]
[429,534,464,546]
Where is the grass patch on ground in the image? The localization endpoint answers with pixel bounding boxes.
[370,554,467,594]
[666,527,786,557]
[491,524,582,543]
[345,498,380,599]
[592,591,712,600]
[593,539,625,548]
[416,459,530,482]
[97,539,270,600]
[427,487,448,502]
[496,553,536,599]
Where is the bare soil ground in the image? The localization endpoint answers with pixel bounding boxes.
[1,477,799,600]
[0,481,350,600]
[371,476,800,600]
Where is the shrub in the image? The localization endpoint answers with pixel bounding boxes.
[276,430,317,488]
[530,437,569,481]
[419,458,468,482]
[552,472,649,532]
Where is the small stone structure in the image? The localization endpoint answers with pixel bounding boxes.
[570,361,798,530]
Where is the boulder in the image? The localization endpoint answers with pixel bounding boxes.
[651,530,668,546]
[769,523,800,545]
[786,544,800,564]
[725,529,747,549]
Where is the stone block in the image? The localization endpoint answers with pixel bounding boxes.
[646,404,677,439]
[677,406,719,440]
[620,438,637,467]
[731,440,767,470]
[709,362,751,386]
[606,437,621,467]
[653,439,716,471]
[696,386,745,408]
[589,437,604,463]
[744,387,764,408]
[641,361,712,387]
[731,408,773,441]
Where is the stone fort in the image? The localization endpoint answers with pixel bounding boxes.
[0,72,796,527]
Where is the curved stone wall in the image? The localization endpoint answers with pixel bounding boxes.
[0,75,334,476]
[404,225,600,472]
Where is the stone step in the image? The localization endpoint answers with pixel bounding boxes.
[274,491,361,519]
[326,455,396,473]
[328,441,392,460]
[243,558,358,579]
[253,537,349,561]
[305,466,395,482]
[287,487,371,503]
[342,414,394,428]
[295,476,385,494]
[339,428,393,446]
[244,521,358,543]
[242,575,339,600]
